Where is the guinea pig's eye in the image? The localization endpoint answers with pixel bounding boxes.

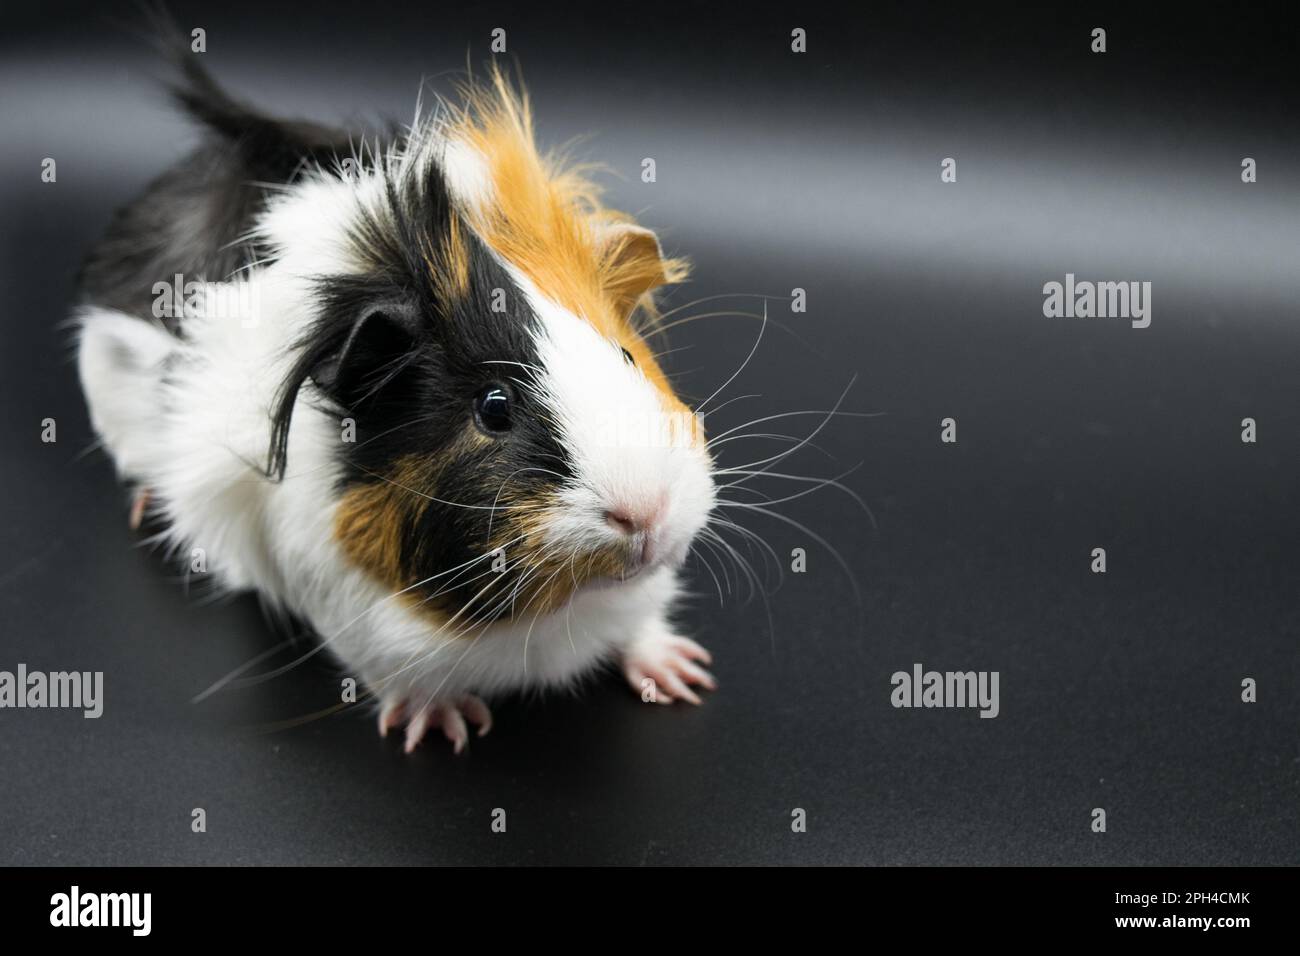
[620,346,635,366]
[473,384,513,434]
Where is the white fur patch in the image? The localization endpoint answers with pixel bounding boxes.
[439,137,494,213]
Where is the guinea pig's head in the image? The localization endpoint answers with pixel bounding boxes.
[267,71,714,625]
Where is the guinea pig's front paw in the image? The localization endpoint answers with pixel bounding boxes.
[378,693,492,755]
[622,631,716,706]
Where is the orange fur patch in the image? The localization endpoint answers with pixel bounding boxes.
[333,456,435,594]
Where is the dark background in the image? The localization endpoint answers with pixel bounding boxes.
[1,1,1298,864]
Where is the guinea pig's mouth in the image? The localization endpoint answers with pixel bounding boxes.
[616,533,654,579]
[534,499,706,606]
[576,561,651,595]
[587,532,691,588]
[582,547,652,589]
[614,559,650,583]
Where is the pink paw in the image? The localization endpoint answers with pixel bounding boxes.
[623,632,716,705]
[378,693,492,755]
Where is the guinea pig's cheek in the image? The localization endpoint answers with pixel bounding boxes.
[665,455,717,558]
[332,463,438,608]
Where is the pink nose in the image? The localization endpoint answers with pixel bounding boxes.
[604,508,644,536]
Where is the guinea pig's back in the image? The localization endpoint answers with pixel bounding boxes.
[77,53,352,328]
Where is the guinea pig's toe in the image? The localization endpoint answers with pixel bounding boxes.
[457,694,493,738]
[431,705,467,754]
[668,636,713,668]
[377,698,406,738]
[431,696,493,754]
[127,486,152,531]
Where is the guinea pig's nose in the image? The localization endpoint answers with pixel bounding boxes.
[603,508,643,536]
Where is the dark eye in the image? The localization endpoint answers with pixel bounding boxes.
[620,346,635,366]
[473,384,512,434]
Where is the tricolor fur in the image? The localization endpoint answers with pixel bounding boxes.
[75,52,718,747]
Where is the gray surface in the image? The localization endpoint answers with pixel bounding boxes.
[0,2,1297,864]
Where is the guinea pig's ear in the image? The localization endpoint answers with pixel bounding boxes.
[267,298,422,479]
[310,300,422,403]
[594,221,686,317]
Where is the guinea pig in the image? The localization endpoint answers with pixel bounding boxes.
[74,51,718,753]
